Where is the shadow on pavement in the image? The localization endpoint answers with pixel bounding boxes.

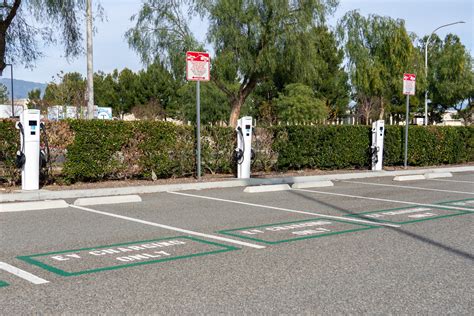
[289,189,474,261]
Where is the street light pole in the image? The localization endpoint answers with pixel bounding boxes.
[424,21,465,125]
[86,0,94,119]
[4,63,14,117]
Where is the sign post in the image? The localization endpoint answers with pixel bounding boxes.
[186,51,210,179]
[403,73,416,168]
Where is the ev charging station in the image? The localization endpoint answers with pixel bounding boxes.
[371,120,385,171]
[235,116,253,179]
[15,109,42,190]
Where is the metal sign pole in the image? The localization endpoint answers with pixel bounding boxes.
[186,51,209,180]
[196,80,201,179]
[404,94,409,168]
[402,73,415,169]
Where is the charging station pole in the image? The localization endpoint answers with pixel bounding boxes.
[17,109,41,190]
[371,120,385,171]
[186,51,210,180]
[236,116,253,179]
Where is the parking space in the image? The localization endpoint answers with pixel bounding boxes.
[0,171,472,313]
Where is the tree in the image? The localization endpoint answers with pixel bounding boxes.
[275,83,327,123]
[94,62,180,120]
[93,71,118,108]
[135,61,178,117]
[43,72,87,117]
[337,11,424,124]
[461,71,474,125]
[456,103,473,126]
[125,1,201,81]
[248,79,279,125]
[92,68,139,118]
[272,26,349,120]
[127,0,338,127]
[169,81,229,123]
[425,34,473,123]
[0,1,103,73]
[0,83,8,103]
[131,98,165,121]
[26,88,45,111]
[115,68,139,118]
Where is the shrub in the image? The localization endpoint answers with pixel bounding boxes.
[384,126,473,166]
[63,120,133,182]
[0,119,472,185]
[135,121,195,179]
[0,119,19,184]
[273,125,370,170]
[201,126,234,174]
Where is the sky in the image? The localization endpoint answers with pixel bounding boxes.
[6,0,474,84]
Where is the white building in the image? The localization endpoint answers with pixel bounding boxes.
[0,104,25,118]
[438,110,463,126]
[47,105,112,120]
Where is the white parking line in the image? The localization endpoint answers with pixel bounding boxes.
[0,262,49,285]
[68,204,265,249]
[167,191,401,228]
[293,188,474,212]
[341,180,474,195]
[429,179,474,184]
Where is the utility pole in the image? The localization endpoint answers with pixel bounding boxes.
[5,64,14,117]
[86,0,94,119]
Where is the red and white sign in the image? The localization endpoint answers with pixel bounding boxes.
[186,51,210,81]
[403,73,416,95]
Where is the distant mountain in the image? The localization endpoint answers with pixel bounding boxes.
[0,78,47,99]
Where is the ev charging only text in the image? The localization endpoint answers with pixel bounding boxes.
[50,240,185,263]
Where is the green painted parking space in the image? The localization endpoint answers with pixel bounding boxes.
[438,198,474,209]
[0,281,9,287]
[348,206,469,224]
[218,218,376,244]
[18,236,239,276]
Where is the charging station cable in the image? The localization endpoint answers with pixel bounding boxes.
[15,122,26,168]
[234,126,245,164]
[371,145,379,165]
[39,122,50,169]
[251,127,258,167]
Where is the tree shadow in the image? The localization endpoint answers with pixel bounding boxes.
[289,189,474,261]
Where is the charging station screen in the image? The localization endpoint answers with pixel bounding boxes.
[29,120,37,135]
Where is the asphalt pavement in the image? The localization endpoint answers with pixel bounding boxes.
[0,170,473,314]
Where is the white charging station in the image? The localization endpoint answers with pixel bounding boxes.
[235,116,253,179]
[371,120,385,171]
[16,109,41,190]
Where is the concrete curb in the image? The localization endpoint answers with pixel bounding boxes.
[1,166,473,203]
[393,175,426,181]
[244,184,291,193]
[424,172,453,179]
[291,181,334,189]
[73,195,142,206]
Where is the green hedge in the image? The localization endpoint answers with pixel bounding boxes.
[135,121,194,178]
[0,119,472,185]
[63,121,236,182]
[63,120,133,182]
[273,125,371,170]
[384,126,474,166]
[0,120,19,184]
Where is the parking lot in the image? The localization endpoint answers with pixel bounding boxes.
[1,171,473,314]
